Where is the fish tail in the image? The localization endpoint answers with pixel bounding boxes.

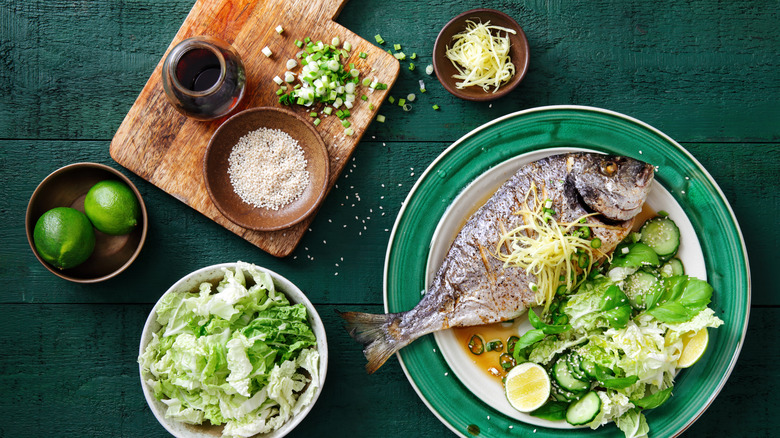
[339,310,408,374]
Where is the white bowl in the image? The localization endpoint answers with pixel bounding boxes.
[138,262,328,438]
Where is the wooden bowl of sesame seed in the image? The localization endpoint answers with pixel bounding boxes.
[203,107,330,231]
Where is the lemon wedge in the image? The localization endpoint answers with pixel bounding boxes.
[677,329,709,368]
[504,362,551,412]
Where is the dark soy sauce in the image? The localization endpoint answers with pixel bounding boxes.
[175,48,222,92]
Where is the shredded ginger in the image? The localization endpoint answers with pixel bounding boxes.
[495,182,610,314]
[444,20,517,92]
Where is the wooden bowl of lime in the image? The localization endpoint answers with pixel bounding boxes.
[25,163,148,283]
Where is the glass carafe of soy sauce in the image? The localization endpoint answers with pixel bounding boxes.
[162,36,246,121]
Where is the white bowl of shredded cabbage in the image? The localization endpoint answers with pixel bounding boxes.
[138,262,328,438]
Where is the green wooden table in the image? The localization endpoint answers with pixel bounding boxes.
[1,1,778,436]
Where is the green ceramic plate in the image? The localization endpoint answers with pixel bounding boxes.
[383,106,750,437]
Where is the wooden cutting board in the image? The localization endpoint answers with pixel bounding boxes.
[110,0,399,257]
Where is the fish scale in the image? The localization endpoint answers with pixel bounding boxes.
[341,153,654,374]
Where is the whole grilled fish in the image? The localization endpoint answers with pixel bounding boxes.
[341,153,654,373]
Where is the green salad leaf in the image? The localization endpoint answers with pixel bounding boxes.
[139,262,319,438]
[646,275,713,323]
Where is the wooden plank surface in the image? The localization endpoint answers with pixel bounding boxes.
[109,0,399,257]
[0,303,776,437]
[1,0,779,437]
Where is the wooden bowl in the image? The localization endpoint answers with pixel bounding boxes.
[433,9,530,101]
[203,107,330,231]
[25,162,148,283]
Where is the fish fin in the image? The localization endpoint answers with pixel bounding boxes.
[338,310,405,374]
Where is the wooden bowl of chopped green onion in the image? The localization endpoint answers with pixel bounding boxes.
[203,107,330,231]
[433,9,529,101]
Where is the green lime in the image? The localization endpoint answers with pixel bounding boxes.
[33,207,96,270]
[84,180,140,235]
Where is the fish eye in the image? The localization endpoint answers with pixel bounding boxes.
[600,160,618,176]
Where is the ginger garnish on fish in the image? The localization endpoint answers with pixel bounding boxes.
[494,182,614,314]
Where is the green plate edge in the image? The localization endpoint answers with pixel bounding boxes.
[383,105,750,438]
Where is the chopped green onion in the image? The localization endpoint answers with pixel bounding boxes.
[313,118,321,126]
[343,41,352,51]
[332,37,340,46]
[388,96,395,104]
[411,52,417,60]
[409,62,415,71]
[309,111,317,117]
[341,120,351,128]
[393,43,402,51]
[500,353,516,370]
[419,79,426,92]
[468,334,485,355]
[425,64,434,75]
[398,98,406,107]
[376,114,386,123]
[286,59,298,69]
[402,104,412,111]
[273,75,283,85]
[369,103,375,110]
[261,46,272,57]
[432,104,440,110]
[393,52,406,60]
[374,34,385,44]
[276,88,285,95]
[345,127,354,136]
[359,51,368,59]
[275,25,284,34]
[323,107,333,115]
[361,95,368,101]
[406,93,416,102]
[294,39,303,48]
[485,339,503,352]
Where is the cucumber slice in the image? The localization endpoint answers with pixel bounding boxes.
[566,391,602,425]
[623,270,659,308]
[551,381,587,402]
[579,359,598,380]
[640,217,681,259]
[566,353,588,381]
[660,258,685,278]
[553,358,590,392]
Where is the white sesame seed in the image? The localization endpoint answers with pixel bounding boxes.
[227,127,309,210]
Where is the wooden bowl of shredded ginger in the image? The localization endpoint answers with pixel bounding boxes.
[433,9,529,101]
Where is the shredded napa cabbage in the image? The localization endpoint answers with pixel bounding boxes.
[138,262,320,438]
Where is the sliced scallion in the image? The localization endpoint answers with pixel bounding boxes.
[468,334,485,355]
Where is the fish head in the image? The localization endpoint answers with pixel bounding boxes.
[568,154,654,221]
